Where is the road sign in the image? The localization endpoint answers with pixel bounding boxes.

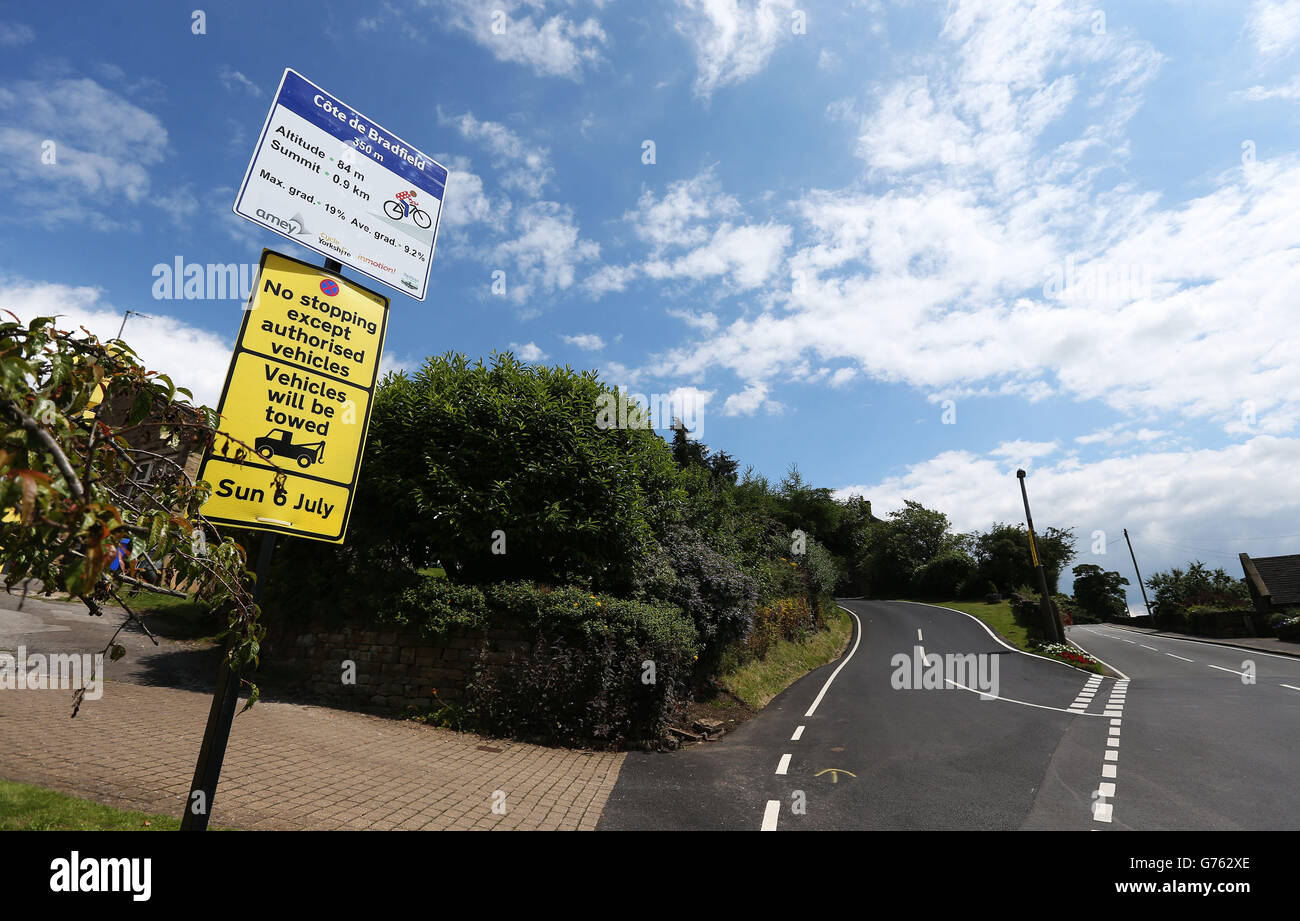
[197,249,389,543]
[233,68,448,301]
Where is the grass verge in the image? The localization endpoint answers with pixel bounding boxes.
[717,606,854,710]
[0,777,184,830]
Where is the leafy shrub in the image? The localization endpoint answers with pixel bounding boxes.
[386,578,490,637]
[742,595,817,660]
[1011,593,1053,642]
[911,549,978,598]
[464,630,695,746]
[1274,616,1300,643]
[644,527,759,663]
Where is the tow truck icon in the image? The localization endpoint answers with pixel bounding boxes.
[254,428,325,468]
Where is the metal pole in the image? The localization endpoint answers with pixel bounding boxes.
[180,533,276,830]
[1123,528,1154,619]
[1016,469,1062,643]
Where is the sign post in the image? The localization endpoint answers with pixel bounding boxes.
[184,66,444,830]
[181,250,389,827]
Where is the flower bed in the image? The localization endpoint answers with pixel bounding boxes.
[1034,642,1102,672]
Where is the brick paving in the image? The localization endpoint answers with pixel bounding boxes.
[0,679,624,830]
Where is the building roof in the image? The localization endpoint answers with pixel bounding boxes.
[1247,554,1300,607]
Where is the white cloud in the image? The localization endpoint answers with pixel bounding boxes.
[494,201,600,305]
[988,439,1059,463]
[436,155,509,231]
[647,1,1300,439]
[563,333,605,350]
[423,1,608,79]
[675,0,799,98]
[1246,0,1300,58]
[440,110,552,198]
[0,77,168,228]
[588,169,790,295]
[1239,76,1300,101]
[509,340,548,362]
[218,66,262,97]
[1,278,232,406]
[722,380,782,416]
[0,21,34,45]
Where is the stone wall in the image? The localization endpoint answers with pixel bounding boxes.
[261,623,532,713]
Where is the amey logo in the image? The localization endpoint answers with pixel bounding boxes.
[50,852,151,901]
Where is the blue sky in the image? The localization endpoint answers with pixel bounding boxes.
[4,0,1300,606]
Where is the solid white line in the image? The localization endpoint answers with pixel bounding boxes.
[917,628,923,641]
[945,679,1101,715]
[804,607,863,717]
[775,754,791,775]
[1166,653,1195,662]
[761,800,780,831]
[791,725,805,741]
[1282,684,1300,692]
[1207,664,1248,676]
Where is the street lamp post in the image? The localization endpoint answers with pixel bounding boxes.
[1016,469,1063,643]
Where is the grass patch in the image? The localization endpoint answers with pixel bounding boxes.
[112,591,223,641]
[0,777,184,830]
[718,606,853,710]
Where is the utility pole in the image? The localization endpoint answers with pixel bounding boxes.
[1123,528,1153,618]
[115,309,152,340]
[1016,469,1063,643]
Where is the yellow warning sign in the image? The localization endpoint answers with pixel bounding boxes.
[197,249,389,543]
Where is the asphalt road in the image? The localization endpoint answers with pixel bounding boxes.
[1066,622,1300,829]
[601,599,1131,830]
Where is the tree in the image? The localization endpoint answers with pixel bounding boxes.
[974,523,1076,593]
[0,313,262,713]
[1146,561,1248,624]
[856,500,957,596]
[1071,564,1129,620]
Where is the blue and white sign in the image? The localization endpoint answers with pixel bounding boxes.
[233,68,448,301]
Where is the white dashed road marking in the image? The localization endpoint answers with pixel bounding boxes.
[791,725,804,741]
[761,800,780,831]
[1093,679,1129,825]
[775,754,791,775]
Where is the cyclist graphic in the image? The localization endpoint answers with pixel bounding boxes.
[383,190,432,229]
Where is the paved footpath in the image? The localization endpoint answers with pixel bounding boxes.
[0,678,624,830]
